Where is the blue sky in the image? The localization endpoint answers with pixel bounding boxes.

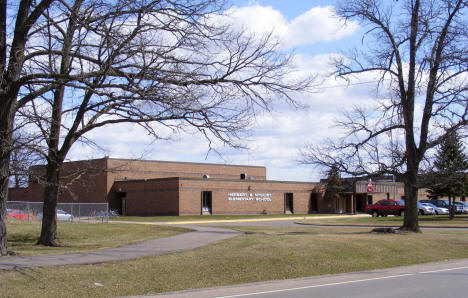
[69,0,369,182]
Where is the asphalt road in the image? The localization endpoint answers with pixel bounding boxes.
[144,259,468,298]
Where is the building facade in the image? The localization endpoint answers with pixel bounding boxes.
[8,157,431,216]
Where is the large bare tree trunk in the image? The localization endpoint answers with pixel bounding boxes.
[37,85,65,246]
[0,92,15,255]
[402,170,420,232]
[449,196,454,220]
[38,162,60,246]
[0,112,13,255]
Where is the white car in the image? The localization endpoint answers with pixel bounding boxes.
[421,203,448,215]
[57,209,74,222]
[417,202,435,215]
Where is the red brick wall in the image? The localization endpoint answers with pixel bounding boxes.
[113,178,179,215]
[178,178,319,215]
[7,188,31,202]
[7,157,435,215]
[9,158,108,203]
[107,158,266,187]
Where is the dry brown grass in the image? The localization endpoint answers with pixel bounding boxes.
[6,222,189,256]
[2,226,468,297]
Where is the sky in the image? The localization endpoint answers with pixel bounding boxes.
[68,0,374,182]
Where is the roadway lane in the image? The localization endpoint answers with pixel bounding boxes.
[145,259,468,298]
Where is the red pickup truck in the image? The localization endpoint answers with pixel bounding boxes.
[365,199,405,217]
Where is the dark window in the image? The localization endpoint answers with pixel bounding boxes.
[285,193,293,213]
[367,195,373,205]
[201,191,212,214]
[240,173,246,180]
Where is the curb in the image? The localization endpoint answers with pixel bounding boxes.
[294,222,468,229]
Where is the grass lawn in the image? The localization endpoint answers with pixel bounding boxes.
[299,214,468,227]
[111,213,335,222]
[6,222,190,256]
[2,226,468,297]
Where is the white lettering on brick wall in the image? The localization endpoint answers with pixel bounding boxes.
[228,192,272,202]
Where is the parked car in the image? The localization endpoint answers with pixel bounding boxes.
[36,209,74,221]
[440,200,464,214]
[417,202,435,215]
[421,202,449,215]
[453,202,466,214]
[420,199,465,214]
[395,200,435,215]
[7,209,36,220]
[459,201,468,214]
[366,199,405,217]
[420,199,449,208]
[56,209,74,222]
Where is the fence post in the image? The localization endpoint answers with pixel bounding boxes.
[27,202,31,223]
[106,203,109,224]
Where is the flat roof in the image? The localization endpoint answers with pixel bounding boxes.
[30,157,266,170]
[114,176,317,185]
[105,157,266,169]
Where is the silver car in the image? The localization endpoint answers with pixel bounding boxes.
[417,202,435,215]
[57,209,74,222]
[421,203,448,215]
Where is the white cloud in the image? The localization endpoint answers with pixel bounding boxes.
[223,5,359,48]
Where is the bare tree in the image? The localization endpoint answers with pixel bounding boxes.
[300,0,468,232]
[0,0,57,256]
[11,0,313,246]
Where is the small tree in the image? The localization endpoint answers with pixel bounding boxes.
[324,165,345,201]
[427,132,468,219]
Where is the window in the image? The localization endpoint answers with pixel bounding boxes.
[201,191,212,215]
[285,193,293,213]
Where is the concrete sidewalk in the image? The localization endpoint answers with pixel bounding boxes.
[0,225,241,270]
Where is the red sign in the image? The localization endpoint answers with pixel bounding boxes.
[367,183,374,192]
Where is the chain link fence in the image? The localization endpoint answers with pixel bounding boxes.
[6,201,114,223]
